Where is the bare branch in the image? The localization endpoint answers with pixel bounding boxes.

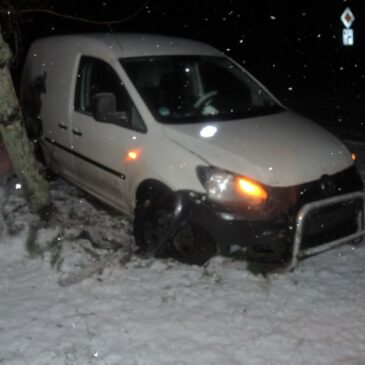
[1,1,149,26]
[0,0,149,63]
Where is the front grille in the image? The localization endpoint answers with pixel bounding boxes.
[301,198,362,250]
[263,165,363,219]
[295,165,363,208]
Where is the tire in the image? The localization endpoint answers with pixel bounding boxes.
[134,192,216,265]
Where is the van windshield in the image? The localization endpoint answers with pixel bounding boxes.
[121,56,284,124]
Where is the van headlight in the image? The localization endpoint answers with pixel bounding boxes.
[197,166,268,206]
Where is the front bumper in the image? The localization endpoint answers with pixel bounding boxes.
[183,190,365,269]
[178,166,365,269]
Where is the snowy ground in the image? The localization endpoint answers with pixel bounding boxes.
[1,141,365,365]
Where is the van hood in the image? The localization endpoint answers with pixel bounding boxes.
[162,111,353,187]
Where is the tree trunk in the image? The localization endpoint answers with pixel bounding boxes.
[0,28,50,213]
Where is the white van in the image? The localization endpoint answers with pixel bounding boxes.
[21,33,365,268]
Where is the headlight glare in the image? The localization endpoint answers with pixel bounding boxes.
[197,166,268,206]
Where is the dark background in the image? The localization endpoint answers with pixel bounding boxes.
[4,0,365,137]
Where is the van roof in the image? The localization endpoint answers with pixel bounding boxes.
[32,33,222,58]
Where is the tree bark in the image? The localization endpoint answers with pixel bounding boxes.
[0,28,50,213]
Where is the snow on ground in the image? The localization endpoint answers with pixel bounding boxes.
[1,142,365,365]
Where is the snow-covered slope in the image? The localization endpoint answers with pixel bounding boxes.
[0,141,365,365]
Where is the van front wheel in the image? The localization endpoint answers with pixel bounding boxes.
[134,193,216,265]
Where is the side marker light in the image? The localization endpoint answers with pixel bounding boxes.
[126,149,140,161]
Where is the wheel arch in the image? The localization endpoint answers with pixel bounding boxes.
[135,179,173,210]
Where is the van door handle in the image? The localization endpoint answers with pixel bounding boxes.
[72,129,82,137]
[58,123,68,130]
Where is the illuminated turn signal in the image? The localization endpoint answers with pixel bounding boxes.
[236,177,268,202]
[351,153,356,161]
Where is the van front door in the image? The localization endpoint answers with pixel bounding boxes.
[71,56,146,213]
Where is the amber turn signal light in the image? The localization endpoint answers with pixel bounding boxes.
[236,177,268,202]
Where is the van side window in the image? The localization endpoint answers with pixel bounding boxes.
[75,56,146,132]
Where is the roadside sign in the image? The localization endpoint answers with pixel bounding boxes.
[343,29,354,46]
[341,8,355,28]
[341,8,355,46]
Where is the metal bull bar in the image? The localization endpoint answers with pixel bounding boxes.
[287,191,365,271]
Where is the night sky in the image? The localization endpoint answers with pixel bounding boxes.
[3,0,365,111]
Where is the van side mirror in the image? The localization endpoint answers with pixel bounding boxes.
[92,92,128,126]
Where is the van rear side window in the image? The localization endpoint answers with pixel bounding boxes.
[74,56,146,132]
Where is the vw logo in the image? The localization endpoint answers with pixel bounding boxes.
[320,174,336,197]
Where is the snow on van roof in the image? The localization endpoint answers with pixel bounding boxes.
[33,33,222,58]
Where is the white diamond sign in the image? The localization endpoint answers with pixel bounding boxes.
[341,7,355,29]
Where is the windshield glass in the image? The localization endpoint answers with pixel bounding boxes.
[121,56,283,124]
